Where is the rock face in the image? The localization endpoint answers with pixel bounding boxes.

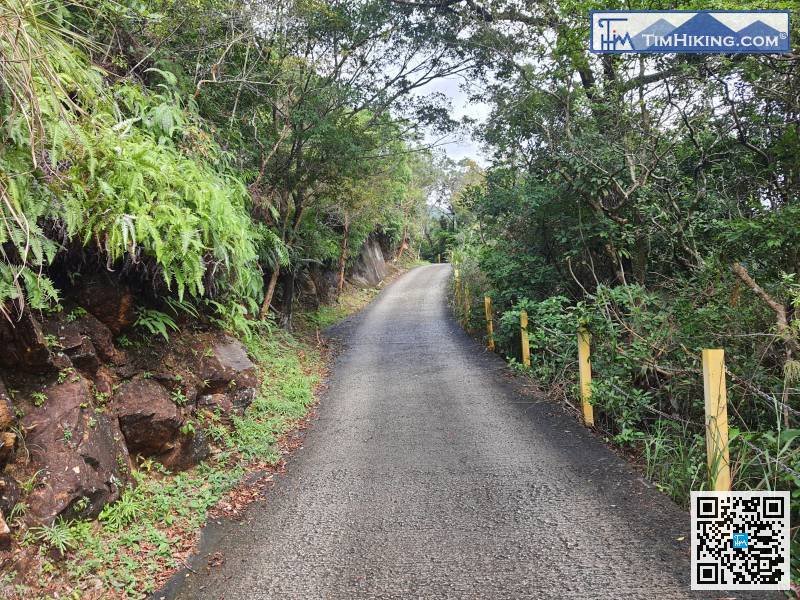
[199,336,259,394]
[0,474,20,517]
[0,285,262,538]
[111,378,209,471]
[350,236,388,288]
[0,310,61,373]
[0,378,14,431]
[75,275,135,334]
[112,379,183,456]
[21,377,130,524]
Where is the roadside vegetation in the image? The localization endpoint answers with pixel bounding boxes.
[4,320,322,598]
[409,0,800,591]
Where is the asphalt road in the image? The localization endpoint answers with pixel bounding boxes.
[166,264,736,599]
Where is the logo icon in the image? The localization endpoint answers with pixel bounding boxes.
[732,532,749,549]
[590,11,790,54]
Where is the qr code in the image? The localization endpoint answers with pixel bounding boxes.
[691,491,790,590]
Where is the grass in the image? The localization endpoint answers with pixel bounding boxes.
[304,287,381,330]
[3,325,324,600]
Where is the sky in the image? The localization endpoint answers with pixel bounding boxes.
[417,75,491,167]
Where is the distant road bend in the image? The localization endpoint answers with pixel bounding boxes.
[169,264,739,599]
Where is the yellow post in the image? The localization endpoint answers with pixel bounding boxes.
[702,349,731,491]
[577,326,594,426]
[520,310,531,367]
[484,296,495,351]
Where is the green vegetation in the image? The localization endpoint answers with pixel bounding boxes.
[6,321,322,599]
[409,0,800,588]
[0,0,456,326]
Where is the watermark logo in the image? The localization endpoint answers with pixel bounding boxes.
[590,11,790,54]
[732,532,748,549]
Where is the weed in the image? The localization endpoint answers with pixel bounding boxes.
[62,427,73,443]
[116,334,133,348]
[98,487,144,532]
[65,307,88,322]
[9,502,27,521]
[30,518,78,554]
[43,334,62,350]
[135,308,179,341]
[57,367,75,384]
[31,392,47,407]
[20,470,43,494]
[170,388,187,407]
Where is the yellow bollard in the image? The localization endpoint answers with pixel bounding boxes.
[484,296,495,351]
[520,310,531,367]
[577,326,594,426]
[702,349,731,491]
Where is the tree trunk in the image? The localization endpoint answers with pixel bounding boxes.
[395,225,408,261]
[278,269,296,329]
[259,266,281,320]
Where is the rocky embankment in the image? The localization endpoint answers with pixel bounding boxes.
[0,277,259,550]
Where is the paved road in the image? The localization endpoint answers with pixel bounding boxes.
[167,264,725,599]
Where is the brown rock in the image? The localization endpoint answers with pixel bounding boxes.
[21,376,130,524]
[160,430,210,472]
[112,379,182,456]
[0,309,56,373]
[0,378,14,430]
[75,276,135,334]
[0,433,15,468]
[111,378,208,471]
[198,393,234,415]
[92,365,116,399]
[74,313,126,366]
[41,312,124,372]
[198,336,259,395]
[0,512,10,551]
[0,474,21,517]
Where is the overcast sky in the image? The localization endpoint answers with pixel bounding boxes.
[417,75,491,166]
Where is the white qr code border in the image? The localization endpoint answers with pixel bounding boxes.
[691,491,790,591]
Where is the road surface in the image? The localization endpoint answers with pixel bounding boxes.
[166,264,725,599]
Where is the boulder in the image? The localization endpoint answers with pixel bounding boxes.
[111,379,182,457]
[74,313,126,366]
[197,336,259,397]
[41,311,126,372]
[349,236,388,288]
[74,275,135,334]
[111,378,209,471]
[21,376,130,524]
